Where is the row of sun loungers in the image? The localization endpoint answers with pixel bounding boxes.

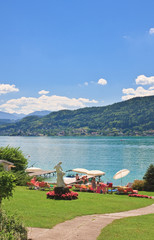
[27,178,51,190]
[74,182,113,193]
[74,183,138,195]
[27,177,138,195]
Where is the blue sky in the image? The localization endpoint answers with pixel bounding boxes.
[0,0,154,114]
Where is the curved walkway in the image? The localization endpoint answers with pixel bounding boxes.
[28,203,154,240]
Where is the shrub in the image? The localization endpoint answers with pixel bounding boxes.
[0,171,16,206]
[0,145,31,186]
[132,179,145,191]
[13,171,31,186]
[143,164,154,191]
[35,175,45,182]
[0,164,4,172]
[0,146,28,172]
[0,209,27,240]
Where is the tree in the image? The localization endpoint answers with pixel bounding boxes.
[0,171,16,206]
[143,164,154,191]
[0,164,4,172]
[0,146,28,172]
[0,171,27,239]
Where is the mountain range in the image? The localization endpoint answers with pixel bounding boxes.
[0,110,51,121]
[0,111,24,120]
[0,96,153,136]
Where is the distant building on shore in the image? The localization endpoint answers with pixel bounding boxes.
[0,160,15,171]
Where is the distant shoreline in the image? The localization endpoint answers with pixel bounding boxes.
[0,133,154,137]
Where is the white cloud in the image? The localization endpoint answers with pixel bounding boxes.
[38,90,49,95]
[122,88,136,95]
[0,84,19,95]
[0,95,98,114]
[136,75,154,85]
[149,86,154,90]
[149,28,154,35]
[97,78,107,86]
[84,82,88,86]
[122,86,154,100]
[122,74,154,100]
[78,98,97,103]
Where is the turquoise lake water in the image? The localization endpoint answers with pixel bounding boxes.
[0,136,154,185]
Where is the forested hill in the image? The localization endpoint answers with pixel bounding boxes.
[0,96,154,136]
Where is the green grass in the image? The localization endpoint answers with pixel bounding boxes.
[2,187,154,228]
[97,214,154,240]
[137,191,154,196]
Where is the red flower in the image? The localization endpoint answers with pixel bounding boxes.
[46,190,78,200]
[128,194,152,199]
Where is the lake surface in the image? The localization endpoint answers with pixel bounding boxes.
[0,136,154,185]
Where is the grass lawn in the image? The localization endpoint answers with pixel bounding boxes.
[97,214,154,240]
[2,187,154,228]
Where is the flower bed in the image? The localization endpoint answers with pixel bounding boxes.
[128,194,152,199]
[47,190,78,200]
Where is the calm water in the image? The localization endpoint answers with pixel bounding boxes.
[0,136,154,185]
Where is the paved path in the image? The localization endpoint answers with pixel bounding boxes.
[28,203,154,240]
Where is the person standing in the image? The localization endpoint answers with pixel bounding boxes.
[91,177,96,191]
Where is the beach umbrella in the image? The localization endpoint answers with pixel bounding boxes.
[25,167,42,173]
[63,177,76,185]
[72,168,88,174]
[113,169,130,186]
[87,170,105,176]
